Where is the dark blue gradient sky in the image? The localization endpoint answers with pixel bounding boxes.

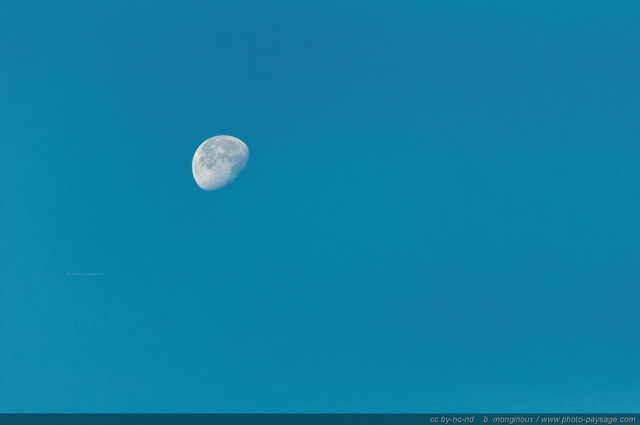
[1,0,639,412]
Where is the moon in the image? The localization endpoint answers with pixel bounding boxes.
[192,135,249,190]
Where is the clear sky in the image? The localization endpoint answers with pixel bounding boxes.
[1,0,639,413]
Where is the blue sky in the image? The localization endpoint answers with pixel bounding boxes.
[1,0,639,413]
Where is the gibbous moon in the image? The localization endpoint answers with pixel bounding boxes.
[192,135,249,190]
